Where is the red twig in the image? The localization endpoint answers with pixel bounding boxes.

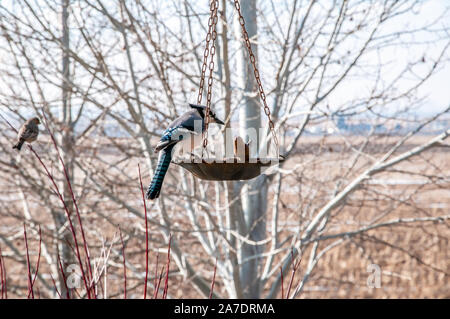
[1,111,91,298]
[1,113,94,297]
[29,144,90,297]
[153,253,159,299]
[40,112,94,298]
[0,245,7,299]
[119,227,127,299]
[138,163,149,299]
[154,266,164,299]
[57,255,70,299]
[162,234,172,299]
[286,249,301,299]
[280,266,284,299]
[23,223,34,299]
[50,274,62,299]
[28,226,42,298]
[0,249,3,299]
[209,258,218,299]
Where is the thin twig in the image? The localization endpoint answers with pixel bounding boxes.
[153,253,159,299]
[162,234,172,299]
[138,163,149,299]
[119,227,127,299]
[49,274,62,299]
[28,144,90,297]
[57,255,70,299]
[155,266,165,299]
[286,249,301,299]
[23,223,34,299]
[28,226,42,298]
[40,111,95,298]
[209,258,218,299]
[280,266,284,299]
[0,245,7,299]
[0,113,91,298]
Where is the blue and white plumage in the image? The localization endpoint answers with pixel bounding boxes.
[146,104,224,200]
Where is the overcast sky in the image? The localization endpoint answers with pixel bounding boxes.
[0,0,448,119]
[414,0,450,114]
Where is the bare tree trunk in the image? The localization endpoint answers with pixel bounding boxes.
[219,0,244,298]
[236,0,267,298]
[55,0,75,298]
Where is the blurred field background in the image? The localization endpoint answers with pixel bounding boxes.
[0,135,448,298]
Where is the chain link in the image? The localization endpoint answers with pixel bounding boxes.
[202,0,218,150]
[233,0,279,153]
[197,0,217,105]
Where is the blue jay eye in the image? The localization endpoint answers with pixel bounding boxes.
[179,135,184,140]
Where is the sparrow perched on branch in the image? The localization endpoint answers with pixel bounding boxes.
[12,117,40,151]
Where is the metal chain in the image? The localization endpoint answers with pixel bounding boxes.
[202,0,219,150]
[198,0,278,155]
[233,0,279,153]
[197,0,218,106]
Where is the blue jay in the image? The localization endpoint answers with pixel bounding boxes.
[146,104,224,199]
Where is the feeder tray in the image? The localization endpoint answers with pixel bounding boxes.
[173,157,284,181]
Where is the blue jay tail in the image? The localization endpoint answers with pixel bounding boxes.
[146,144,175,200]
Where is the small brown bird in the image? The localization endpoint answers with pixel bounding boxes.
[12,117,40,151]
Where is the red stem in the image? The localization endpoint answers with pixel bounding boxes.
[119,227,127,299]
[40,112,94,298]
[209,258,218,299]
[28,227,42,298]
[23,224,34,299]
[49,274,62,298]
[57,255,70,299]
[155,266,164,299]
[286,249,301,299]
[1,113,89,297]
[0,113,81,299]
[0,254,3,299]
[0,245,6,299]
[280,266,284,299]
[28,144,90,298]
[153,253,159,299]
[138,164,149,299]
[162,234,172,299]
[0,249,2,299]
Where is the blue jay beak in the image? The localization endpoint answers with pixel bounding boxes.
[213,117,225,125]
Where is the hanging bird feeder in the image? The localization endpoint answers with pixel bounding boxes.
[173,0,283,181]
[175,159,282,181]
